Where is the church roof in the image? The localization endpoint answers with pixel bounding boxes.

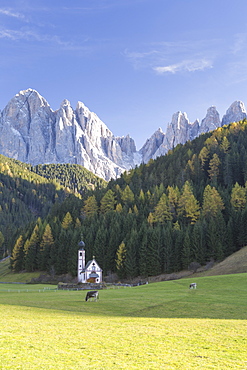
[83,259,102,271]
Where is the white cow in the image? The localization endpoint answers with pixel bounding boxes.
[189,283,197,289]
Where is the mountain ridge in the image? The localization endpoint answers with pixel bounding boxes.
[1,88,246,180]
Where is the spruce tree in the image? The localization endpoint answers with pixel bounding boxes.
[11,235,24,272]
[115,241,127,279]
[24,224,40,272]
[38,224,54,271]
[202,185,224,218]
[100,190,116,213]
[83,195,98,217]
[125,229,138,279]
[153,194,172,224]
[231,183,246,210]
[161,224,173,273]
[146,228,161,276]
[138,222,148,277]
[181,229,191,269]
[121,185,135,207]
[208,153,220,184]
[178,181,200,224]
[61,212,73,229]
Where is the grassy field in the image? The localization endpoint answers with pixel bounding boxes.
[0,274,247,369]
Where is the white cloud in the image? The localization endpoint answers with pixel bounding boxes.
[0,27,95,54]
[0,8,26,20]
[125,39,220,73]
[0,28,45,41]
[154,59,213,74]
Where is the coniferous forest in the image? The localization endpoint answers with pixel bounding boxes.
[2,119,247,279]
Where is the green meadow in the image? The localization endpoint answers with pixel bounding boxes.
[0,274,247,369]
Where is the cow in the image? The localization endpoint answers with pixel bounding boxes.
[189,283,197,289]
[85,290,99,301]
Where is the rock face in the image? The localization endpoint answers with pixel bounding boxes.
[0,89,139,180]
[199,106,221,134]
[221,101,247,126]
[0,88,246,180]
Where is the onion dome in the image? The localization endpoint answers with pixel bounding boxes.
[78,240,85,249]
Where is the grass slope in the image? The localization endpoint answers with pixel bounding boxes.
[0,274,247,369]
[0,258,41,282]
[195,245,247,277]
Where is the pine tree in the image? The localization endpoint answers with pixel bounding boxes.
[208,153,220,184]
[125,229,138,279]
[146,228,161,276]
[24,224,40,271]
[100,189,116,213]
[108,217,122,272]
[178,181,200,224]
[115,241,127,279]
[167,186,180,220]
[199,146,210,169]
[223,153,233,187]
[172,226,183,271]
[121,185,135,206]
[11,235,24,272]
[116,203,123,212]
[206,214,226,261]
[202,185,224,218]
[138,223,148,277]
[83,195,98,217]
[138,189,145,204]
[191,221,204,264]
[147,212,154,227]
[182,229,191,269]
[38,224,54,270]
[75,218,81,229]
[93,225,108,272]
[55,229,70,274]
[153,193,172,224]
[61,212,73,229]
[230,183,246,210]
[161,224,173,273]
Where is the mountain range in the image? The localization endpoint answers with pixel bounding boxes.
[0,88,246,180]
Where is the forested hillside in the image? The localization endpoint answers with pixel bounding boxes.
[0,156,106,258]
[8,119,247,279]
[29,163,106,194]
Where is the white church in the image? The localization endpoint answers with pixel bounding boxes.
[77,240,103,283]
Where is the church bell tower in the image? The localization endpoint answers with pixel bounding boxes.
[78,240,85,283]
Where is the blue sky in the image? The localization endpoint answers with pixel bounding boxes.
[1,0,247,149]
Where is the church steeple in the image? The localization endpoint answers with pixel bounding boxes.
[78,240,85,283]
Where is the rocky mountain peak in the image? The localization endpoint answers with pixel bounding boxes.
[1,89,247,181]
[222,101,247,126]
[199,106,221,134]
[139,128,165,163]
[171,111,189,130]
[15,88,50,110]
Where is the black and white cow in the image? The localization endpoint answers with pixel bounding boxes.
[85,290,99,301]
[189,283,197,289]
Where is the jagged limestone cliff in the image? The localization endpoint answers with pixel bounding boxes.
[0,89,246,180]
